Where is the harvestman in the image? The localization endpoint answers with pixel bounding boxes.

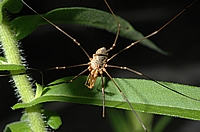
[21,0,199,131]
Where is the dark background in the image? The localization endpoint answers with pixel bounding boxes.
[1,0,200,132]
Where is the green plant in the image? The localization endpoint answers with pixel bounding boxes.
[0,0,199,132]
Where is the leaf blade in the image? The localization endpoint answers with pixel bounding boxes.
[3,121,31,132]
[11,7,167,54]
[12,76,200,120]
[0,0,23,23]
[0,64,25,71]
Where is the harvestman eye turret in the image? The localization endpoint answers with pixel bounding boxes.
[21,0,199,132]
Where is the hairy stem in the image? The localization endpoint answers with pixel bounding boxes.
[0,12,46,132]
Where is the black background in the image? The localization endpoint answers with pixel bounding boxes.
[1,0,200,132]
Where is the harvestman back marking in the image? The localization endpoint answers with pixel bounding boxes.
[21,0,199,132]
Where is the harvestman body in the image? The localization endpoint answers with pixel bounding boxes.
[21,0,199,132]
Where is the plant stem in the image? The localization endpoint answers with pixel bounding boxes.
[0,12,46,132]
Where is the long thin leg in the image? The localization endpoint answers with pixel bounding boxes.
[45,68,88,87]
[107,0,198,62]
[103,68,148,132]
[107,64,200,101]
[45,63,88,71]
[27,68,44,85]
[100,73,106,117]
[44,64,89,87]
[0,68,45,90]
[0,68,42,76]
[44,63,88,87]
[0,68,44,85]
[21,0,91,60]
[104,0,121,52]
[0,70,26,77]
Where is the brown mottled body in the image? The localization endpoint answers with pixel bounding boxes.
[86,47,108,89]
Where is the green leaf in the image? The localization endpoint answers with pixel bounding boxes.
[34,83,43,99]
[0,56,7,62]
[12,76,200,121]
[3,121,31,132]
[0,0,23,22]
[42,110,62,130]
[0,56,25,76]
[11,7,167,54]
[0,64,25,71]
[0,57,25,71]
